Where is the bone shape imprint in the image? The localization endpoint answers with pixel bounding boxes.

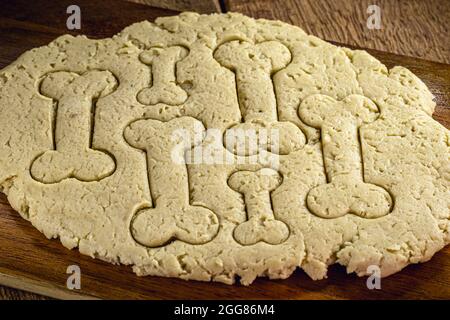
[298,94,393,218]
[137,46,189,106]
[214,40,305,156]
[31,70,117,183]
[228,168,289,245]
[124,117,219,247]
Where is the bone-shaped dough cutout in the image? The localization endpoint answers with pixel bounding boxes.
[228,168,289,245]
[30,70,117,183]
[298,94,393,219]
[124,117,219,247]
[214,40,305,156]
[137,46,189,106]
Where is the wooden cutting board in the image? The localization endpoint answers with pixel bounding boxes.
[0,0,449,299]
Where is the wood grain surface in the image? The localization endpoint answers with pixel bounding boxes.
[0,285,49,300]
[127,0,221,13]
[226,0,450,64]
[0,0,449,300]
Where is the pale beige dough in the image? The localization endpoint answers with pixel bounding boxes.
[0,12,448,285]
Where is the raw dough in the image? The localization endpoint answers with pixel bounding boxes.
[0,12,448,285]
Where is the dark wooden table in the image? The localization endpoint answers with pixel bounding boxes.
[0,0,449,299]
